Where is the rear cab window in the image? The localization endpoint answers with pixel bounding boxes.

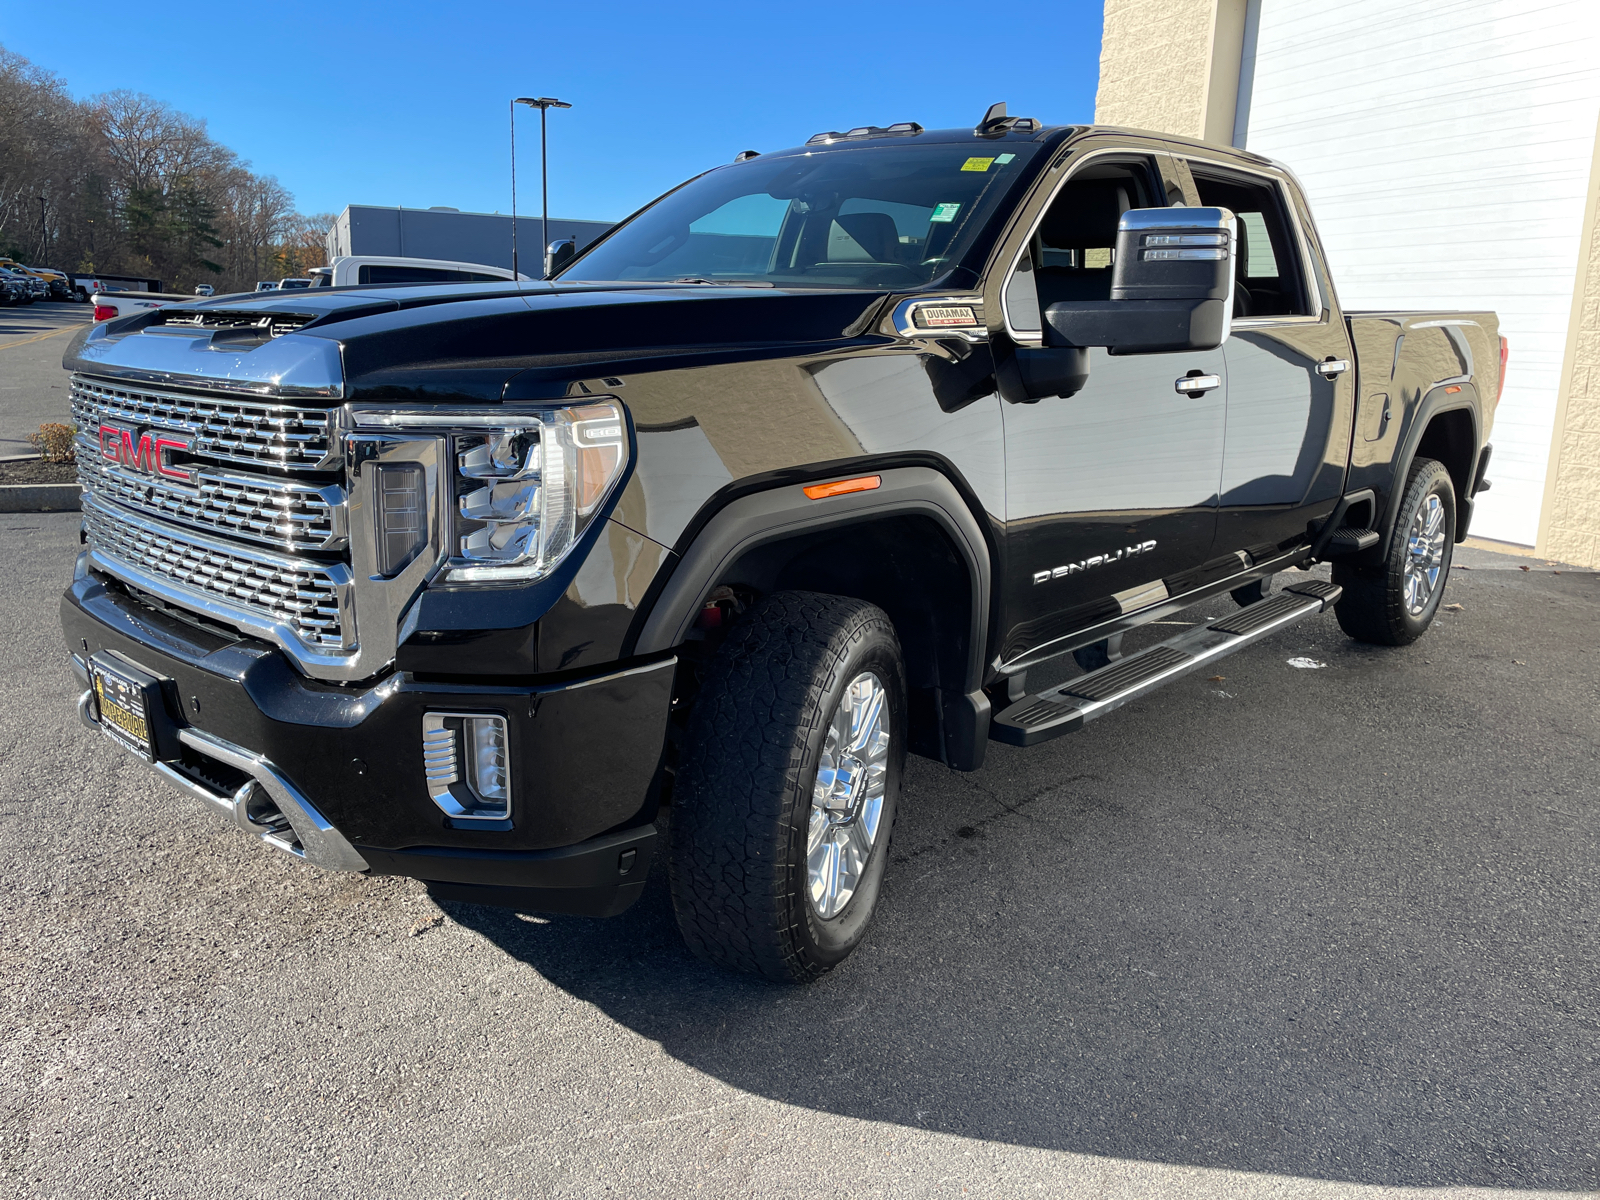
[1184,166,1313,319]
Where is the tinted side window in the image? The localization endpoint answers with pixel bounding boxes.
[1187,170,1309,318]
[1004,158,1160,334]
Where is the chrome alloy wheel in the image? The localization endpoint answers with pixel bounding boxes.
[807,670,891,920]
[1404,491,1449,615]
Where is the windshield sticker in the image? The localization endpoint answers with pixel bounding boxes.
[960,157,996,173]
[929,202,962,223]
[996,153,1016,164]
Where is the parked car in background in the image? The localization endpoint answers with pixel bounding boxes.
[90,289,189,322]
[194,284,215,297]
[2,268,45,302]
[255,281,278,291]
[0,271,28,305]
[0,259,69,299]
[277,278,312,290]
[305,256,530,287]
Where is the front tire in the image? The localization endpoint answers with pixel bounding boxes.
[1333,456,1456,645]
[669,591,905,984]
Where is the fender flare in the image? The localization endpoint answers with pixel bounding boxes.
[1377,385,1481,557]
[631,465,995,767]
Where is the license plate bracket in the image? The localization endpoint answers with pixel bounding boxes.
[88,651,179,762]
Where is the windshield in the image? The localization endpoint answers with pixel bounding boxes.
[560,141,1042,289]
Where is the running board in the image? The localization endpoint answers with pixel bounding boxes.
[991,579,1342,747]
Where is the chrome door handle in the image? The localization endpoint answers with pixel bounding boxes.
[1316,358,1350,377]
[1175,373,1221,395]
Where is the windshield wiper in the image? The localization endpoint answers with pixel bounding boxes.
[666,277,775,287]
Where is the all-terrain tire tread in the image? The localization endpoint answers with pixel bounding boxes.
[668,591,899,983]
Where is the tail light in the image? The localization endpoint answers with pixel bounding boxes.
[93,305,116,322]
[1497,336,1509,405]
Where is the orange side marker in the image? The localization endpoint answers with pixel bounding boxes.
[1444,385,1461,393]
[803,474,881,500]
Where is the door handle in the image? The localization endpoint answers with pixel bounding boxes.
[1174,373,1221,395]
[1316,358,1350,377]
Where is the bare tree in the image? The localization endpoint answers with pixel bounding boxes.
[0,44,333,293]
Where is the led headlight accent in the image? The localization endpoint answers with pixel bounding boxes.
[374,463,427,577]
[446,401,627,584]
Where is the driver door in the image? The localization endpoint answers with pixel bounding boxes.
[993,147,1227,668]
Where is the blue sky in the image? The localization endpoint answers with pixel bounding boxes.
[0,1,1104,222]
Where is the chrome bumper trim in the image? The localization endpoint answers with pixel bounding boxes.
[78,688,369,872]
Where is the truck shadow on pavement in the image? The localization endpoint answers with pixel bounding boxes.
[444,572,1600,1192]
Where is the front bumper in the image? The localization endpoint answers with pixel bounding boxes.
[63,563,673,916]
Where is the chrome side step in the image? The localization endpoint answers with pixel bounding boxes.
[990,579,1341,747]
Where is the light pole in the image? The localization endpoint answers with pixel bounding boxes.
[511,96,570,280]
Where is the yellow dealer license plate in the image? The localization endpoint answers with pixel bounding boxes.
[90,656,157,762]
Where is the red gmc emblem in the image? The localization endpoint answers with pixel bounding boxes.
[98,423,196,484]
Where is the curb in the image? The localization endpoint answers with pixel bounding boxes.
[0,483,81,513]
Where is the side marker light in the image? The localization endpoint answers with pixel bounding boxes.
[803,475,881,500]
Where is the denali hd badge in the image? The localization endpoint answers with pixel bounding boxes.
[98,422,197,484]
[1033,540,1157,584]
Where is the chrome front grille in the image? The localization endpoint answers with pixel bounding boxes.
[83,499,348,648]
[70,375,338,472]
[75,439,346,552]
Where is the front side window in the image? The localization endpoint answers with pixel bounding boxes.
[559,142,1043,290]
[1004,158,1160,334]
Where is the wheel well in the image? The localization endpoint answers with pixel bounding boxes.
[1413,407,1476,515]
[706,513,976,762]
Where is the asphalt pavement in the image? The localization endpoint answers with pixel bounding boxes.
[2,513,1597,1199]
[0,302,90,455]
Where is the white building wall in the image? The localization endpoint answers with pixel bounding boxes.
[1238,0,1600,544]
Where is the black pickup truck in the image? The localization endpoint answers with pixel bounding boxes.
[62,108,1503,983]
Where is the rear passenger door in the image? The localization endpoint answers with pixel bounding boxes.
[1179,158,1357,559]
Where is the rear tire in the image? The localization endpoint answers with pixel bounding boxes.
[1333,457,1456,646]
[668,591,905,984]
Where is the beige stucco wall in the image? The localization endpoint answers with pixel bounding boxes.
[1095,0,1245,144]
[1538,117,1600,568]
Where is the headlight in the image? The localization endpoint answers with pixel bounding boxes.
[445,400,628,584]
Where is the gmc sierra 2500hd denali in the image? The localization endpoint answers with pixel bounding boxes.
[62,107,1502,983]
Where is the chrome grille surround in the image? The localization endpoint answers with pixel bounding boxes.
[83,497,352,650]
[76,438,347,552]
[70,375,341,472]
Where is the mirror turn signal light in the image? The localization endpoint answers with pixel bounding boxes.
[803,475,881,501]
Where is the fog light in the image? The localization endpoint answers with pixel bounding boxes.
[421,711,510,821]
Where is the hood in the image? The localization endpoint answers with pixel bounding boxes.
[66,282,892,403]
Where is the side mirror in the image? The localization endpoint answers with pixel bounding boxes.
[544,238,577,278]
[1043,206,1235,355]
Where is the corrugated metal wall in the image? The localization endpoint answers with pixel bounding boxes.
[1238,0,1600,545]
